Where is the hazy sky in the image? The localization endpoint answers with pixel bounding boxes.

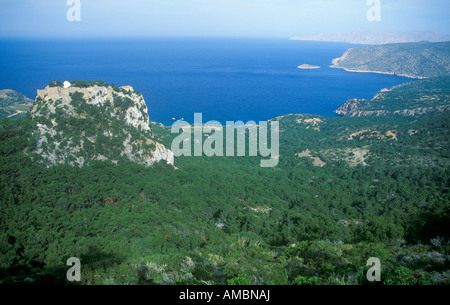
[0,0,449,38]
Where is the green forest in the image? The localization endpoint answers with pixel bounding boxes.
[336,76,450,116]
[1,81,449,285]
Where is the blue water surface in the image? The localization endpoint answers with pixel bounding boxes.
[0,37,409,125]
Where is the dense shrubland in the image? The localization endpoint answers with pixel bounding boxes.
[1,106,448,285]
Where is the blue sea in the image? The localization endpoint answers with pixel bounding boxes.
[0,37,409,125]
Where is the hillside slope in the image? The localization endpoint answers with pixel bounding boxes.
[0,89,33,119]
[28,81,174,167]
[331,41,450,78]
[0,79,449,285]
[335,76,450,117]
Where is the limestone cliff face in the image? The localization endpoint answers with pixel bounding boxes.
[29,82,174,167]
[32,85,151,132]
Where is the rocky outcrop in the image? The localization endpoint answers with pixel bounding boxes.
[336,100,450,117]
[297,64,320,69]
[29,81,174,167]
[32,84,151,132]
[335,76,450,117]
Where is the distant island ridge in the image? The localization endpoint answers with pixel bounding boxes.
[290,30,450,45]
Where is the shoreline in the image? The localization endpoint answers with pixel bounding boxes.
[328,65,425,79]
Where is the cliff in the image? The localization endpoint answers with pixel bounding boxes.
[29,81,174,167]
[330,41,450,79]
